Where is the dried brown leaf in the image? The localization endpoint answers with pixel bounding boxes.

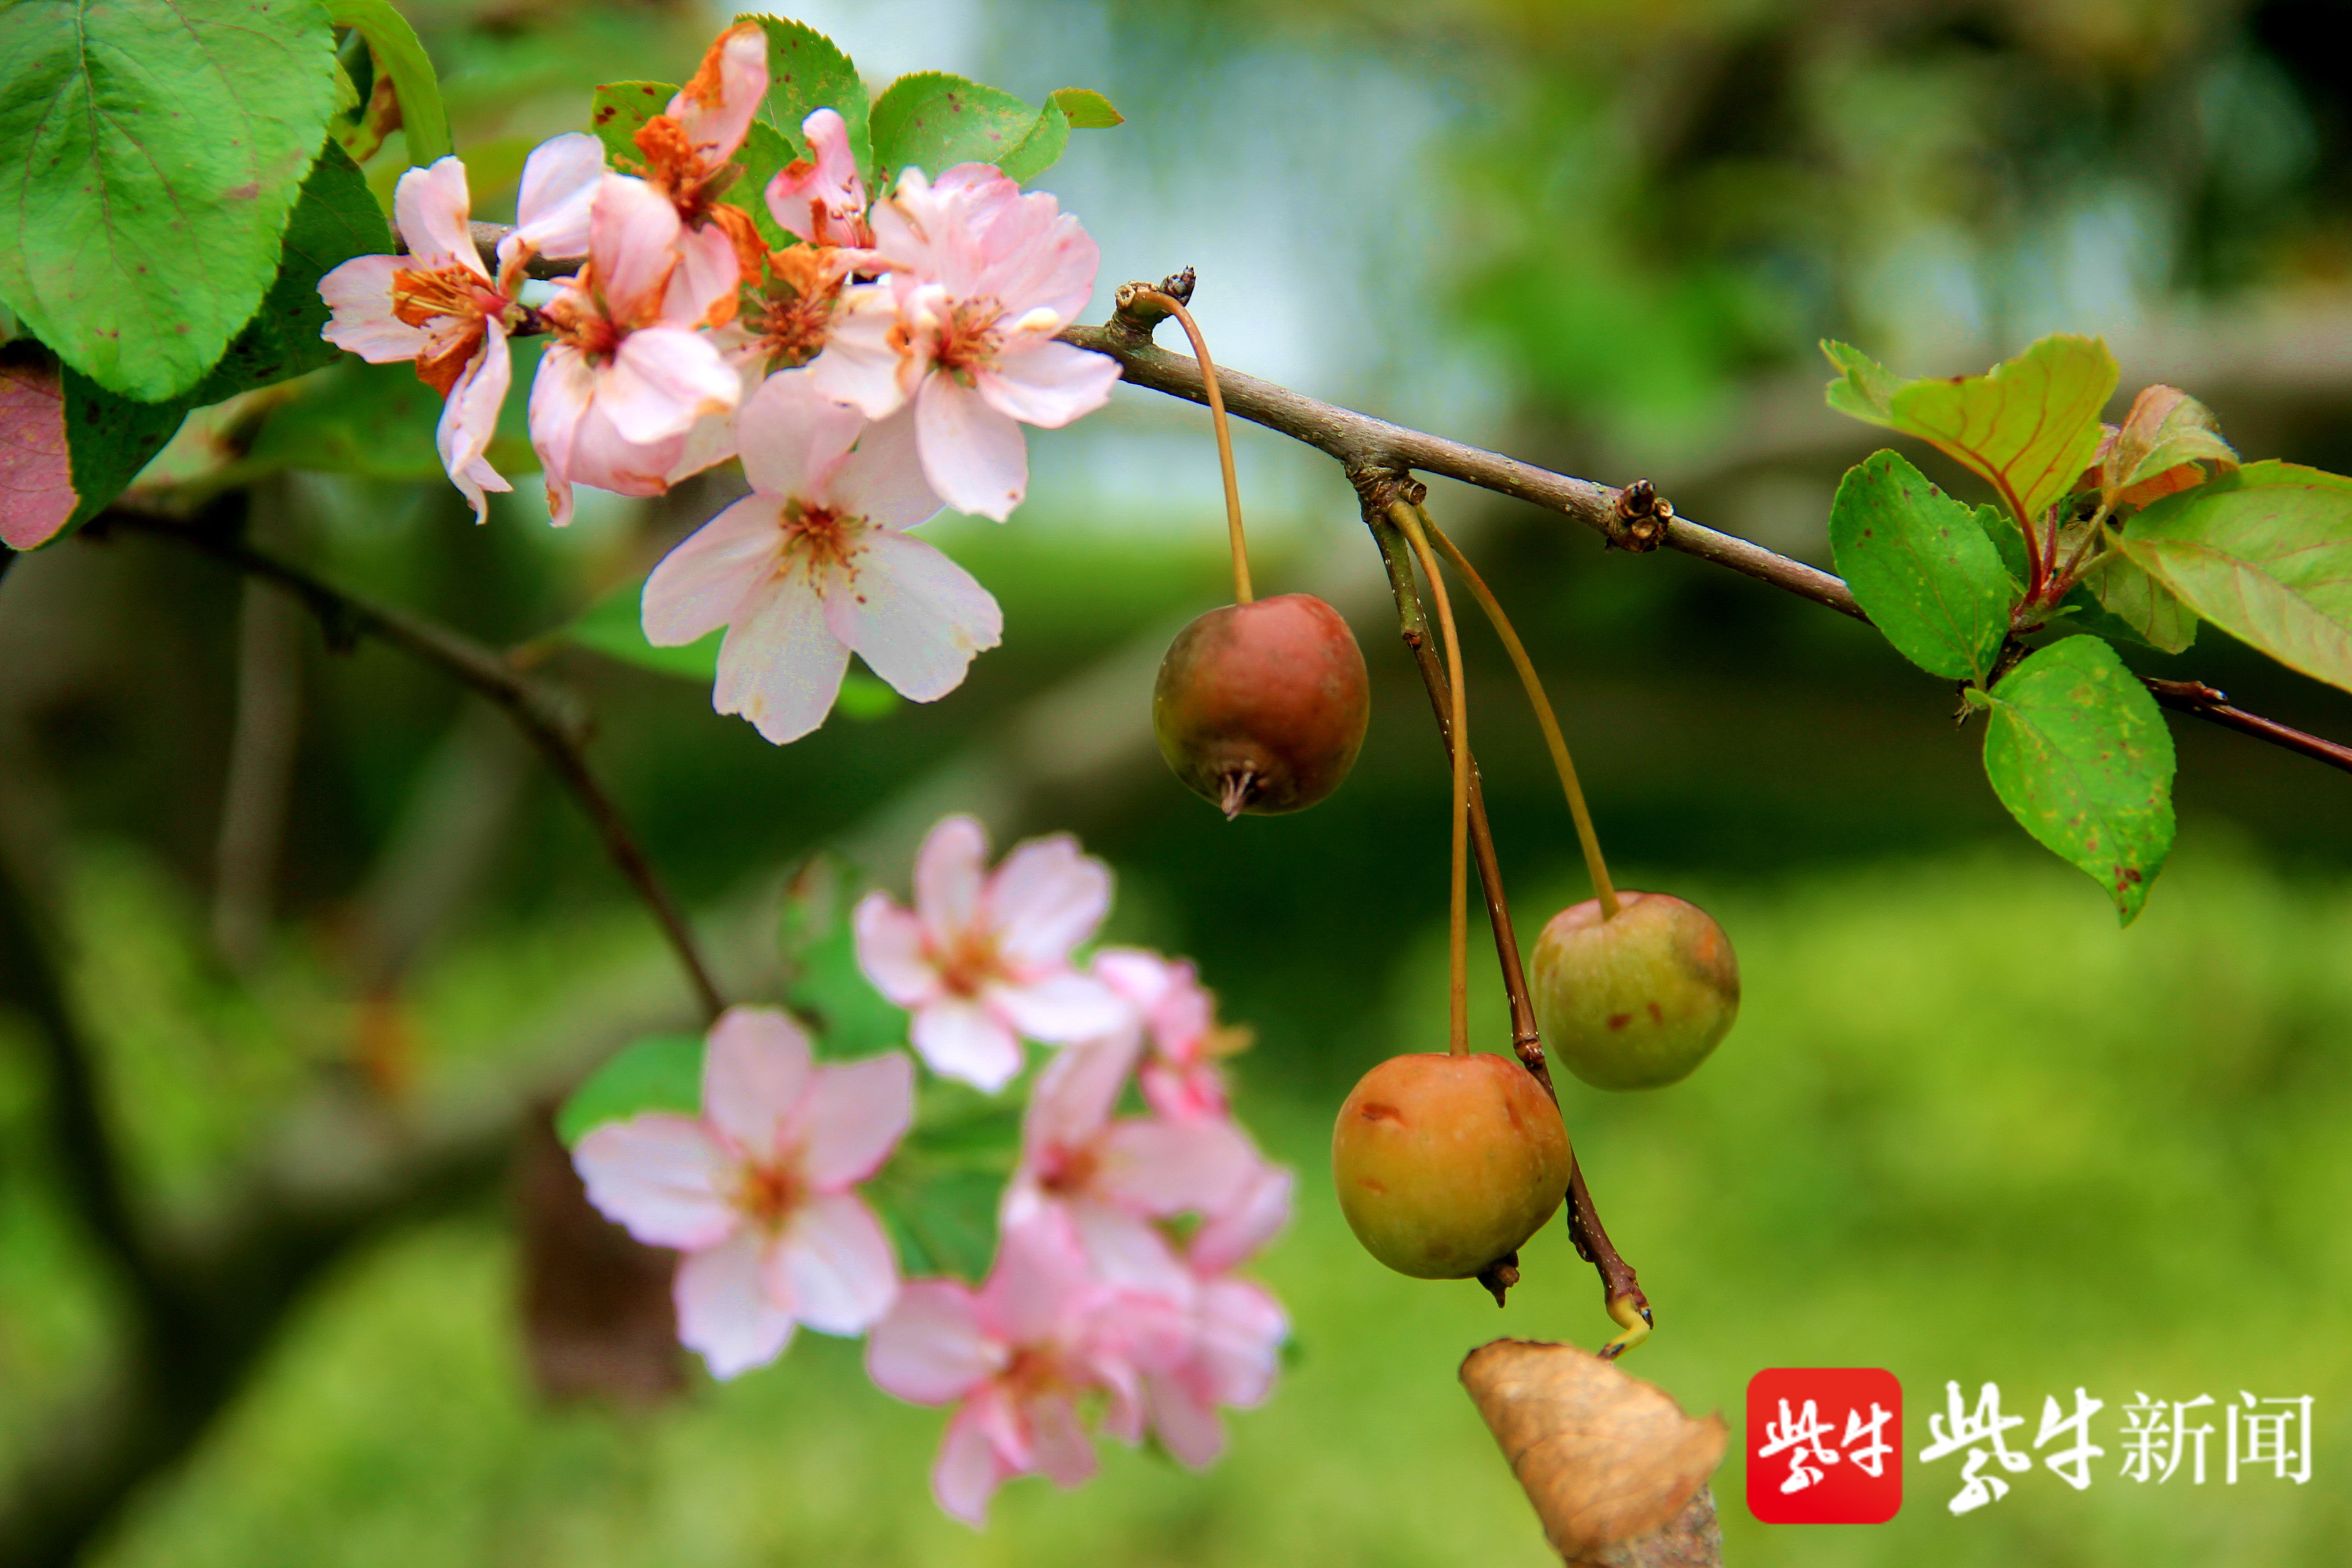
[1460,1338,1726,1560]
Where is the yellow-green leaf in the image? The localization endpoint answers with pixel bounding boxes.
[1049,88,1125,129]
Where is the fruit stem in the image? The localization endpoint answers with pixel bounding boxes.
[1390,501,1470,1057]
[1139,289,1252,605]
[1418,506,1622,922]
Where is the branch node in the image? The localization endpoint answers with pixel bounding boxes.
[1109,277,1182,347]
[1607,480,1674,553]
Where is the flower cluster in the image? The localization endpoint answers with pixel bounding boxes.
[318,22,1120,744]
[572,814,1289,1527]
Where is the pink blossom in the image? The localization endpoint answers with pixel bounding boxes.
[572,1006,912,1378]
[765,108,872,250]
[317,136,602,521]
[1093,947,1235,1120]
[1141,1269,1288,1467]
[530,173,745,525]
[1002,1031,1260,1293]
[865,1212,1182,1525]
[808,166,1121,519]
[640,370,1000,744]
[631,21,772,278]
[853,814,1128,1093]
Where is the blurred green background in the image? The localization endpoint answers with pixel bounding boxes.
[5,0,2352,1564]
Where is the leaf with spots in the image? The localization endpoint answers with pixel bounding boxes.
[1829,450,2014,683]
[1049,88,1125,130]
[0,0,342,401]
[867,72,1070,188]
[738,13,871,181]
[589,81,678,167]
[1981,637,2176,925]
[1822,335,2117,533]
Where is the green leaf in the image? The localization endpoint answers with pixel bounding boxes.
[1974,502,2029,590]
[1821,335,2117,529]
[241,342,541,482]
[0,0,342,401]
[2073,555,2196,653]
[866,1081,1023,1281]
[1828,450,2013,682]
[555,1033,706,1145]
[590,81,676,166]
[740,14,871,180]
[2114,461,2352,695]
[1049,88,1125,129]
[868,73,1065,187]
[61,367,186,541]
[1982,637,2176,925]
[786,916,911,1058]
[998,100,1071,186]
[733,120,797,250]
[324,0,451,166]
[189,142,390,404]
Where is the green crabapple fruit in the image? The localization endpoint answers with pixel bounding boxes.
[1529,892,1739,1091]
[1331,1051,1573,1279]
[1152,593,1371,818]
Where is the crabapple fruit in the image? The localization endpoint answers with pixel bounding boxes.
[1330,1051,1572,1279]
[1529,892,1739,1091]
[1153,593,1371,817]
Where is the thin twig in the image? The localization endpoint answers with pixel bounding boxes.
[93,509,727,1024]
[2144,678,2352,776]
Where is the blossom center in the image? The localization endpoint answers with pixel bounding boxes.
[781,500,865,578]
[1037,1142,1100,1197]
[900,295,1004,383]
[544,285,622,363]
[934,927,1000,998]
[736,1161,802,1229]
[392,264,502,329]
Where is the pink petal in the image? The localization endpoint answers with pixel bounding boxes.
[913,814,988,945]
[1024,1033,1142,1156]
[641,493,782,646]
[852,893,940,1007]
[934,1398,1012,1526]
[1145,1368,1226,1468]
[983,1210,1096,1346]
[827,402,943,530]
[662,221,743,328]
[1067,1201,1195,1300]
[868,1280,999,1405]
[910,997,1024,1093]
[675,1227,797,1378]
[392,157,482,274]
[1096,1116,1258,1217]
[986,970,1131,1045]
[573,1112,736,1248]
[701,1005,815,1160]
[807,287,918,418]
[436,320,512,524]
[527,343,597,526]
[711,573,851,744]
[1026,1392,1099,1487]
[976,339,1121,429]
[975,203,1098,327]
[588,174,684,322]
[1190,1162,1294,1273]
[1140,1058,1228,1122]
[318,255,429,362]
[987,835,1112,968]
[509,132,604,262]
[734,368,865,500]
[774,1190,899,1334]
[670,22,768,167]
[915,368,1028,519]
[796,1052,915,1189]
[1195,1276,1287,1407]
[764,107,868,247]
[559,400,688,501]
[602,326,740,446]
[826,529,1001,703]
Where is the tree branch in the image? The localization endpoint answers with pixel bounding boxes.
[90,509,727,1024]
[2144,678,2352,777]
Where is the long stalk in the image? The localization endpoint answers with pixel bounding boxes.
[1139,289,1252,604]
[1391,501,1470,1056]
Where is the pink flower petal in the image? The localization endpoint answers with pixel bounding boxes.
[527,343,597,526]
[602,326,740,445]
[1027,1391,1099,1487]
[852,893,938,1007]
[318,255,429,362]
[1196,1275,1287,1407]
[663,221,743,328]
[1190,1161,1294,1273]
[1024,1033,1142,1156]
[913,814,988,945]
[827,402,943,530]
[796,1051,915,1189]
[711,573,852,744]
[1145,1368,1226,1467]
[557,400,687,501]
[764,107,869,247]
[983,1211,1095,1345]
[509,132,604,262]
[915,371,1028,520]
[976,339,1121,430]
[825,529,1001,703]
[588,174,684,322]
[393,157,483,275]
[987,835,1113,968]
[934,1398,1011,1526]
[436,319,512,524]
[868,1278,998,1404]
[671,22,768,167]
[910,996,1024,1092]
[1096,1116,1258,1217]
[773,1190,899,1334]
[641,493,781,647]
[807,287,917,418]
[986,970,1131,1044]
[701,1005,815,1160]
[1067,1201,1195,1299]
[675,1227,797,1378]
[735,368,865,500]
[573,1112,736,1248]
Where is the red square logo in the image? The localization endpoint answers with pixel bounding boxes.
[1746,1368,1904,1523]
